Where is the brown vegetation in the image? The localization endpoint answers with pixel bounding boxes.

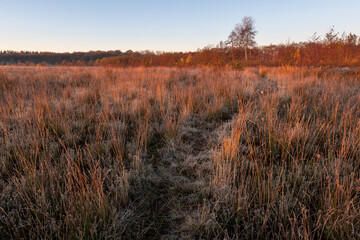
[1,27,360,68]
[1,66,360,239]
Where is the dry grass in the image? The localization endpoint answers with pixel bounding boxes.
[0,66,359,239]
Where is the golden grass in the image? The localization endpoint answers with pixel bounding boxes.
[0,66,359,239]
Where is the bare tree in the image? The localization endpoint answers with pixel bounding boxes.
[325,26,338,44]
[227,16,257,61]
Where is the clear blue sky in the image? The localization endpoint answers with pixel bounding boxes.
[1,0,360,52]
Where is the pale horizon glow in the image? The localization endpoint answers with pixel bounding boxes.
[1,0,360,53]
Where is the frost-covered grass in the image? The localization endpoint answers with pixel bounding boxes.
[0,66,359,239]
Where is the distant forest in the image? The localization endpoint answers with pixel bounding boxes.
[1,29,360,68]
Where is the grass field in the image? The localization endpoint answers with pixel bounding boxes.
[1,66,360,239]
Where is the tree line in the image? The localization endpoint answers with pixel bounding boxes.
[1,17,360,68]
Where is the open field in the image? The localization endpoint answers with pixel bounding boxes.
[1,66,360,239]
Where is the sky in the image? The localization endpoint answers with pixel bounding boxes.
[1,0,360,53]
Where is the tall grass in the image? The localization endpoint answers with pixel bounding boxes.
[0,66,359,239]
[211,67,360,239]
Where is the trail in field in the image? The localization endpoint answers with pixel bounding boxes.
[134,76,279,239]
[139,116,231,239]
